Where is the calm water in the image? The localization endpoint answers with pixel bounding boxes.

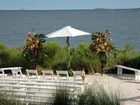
[0,9,140,51]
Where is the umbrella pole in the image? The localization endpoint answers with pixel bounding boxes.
[66,37,71,70]
[66,37,70,47]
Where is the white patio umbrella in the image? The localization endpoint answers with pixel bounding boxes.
[46,26,91,47]
[46,26,91,70]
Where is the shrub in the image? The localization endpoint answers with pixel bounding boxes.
[115,44,135,65]
[22,32,46,69]
[71,43,89,70]
[89,31,116,74]
[123,52,140,69]
[43,42,68,70]
[52,89,74,105]
[0,44,27,71]
[71,43,111,73]
[7,48,22,66]
[0,44,10,67]
[71,43,97,73]
[77,87,120,105]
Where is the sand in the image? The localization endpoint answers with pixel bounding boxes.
[86,74,140,105]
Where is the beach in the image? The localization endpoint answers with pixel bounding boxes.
[86,74,140,105]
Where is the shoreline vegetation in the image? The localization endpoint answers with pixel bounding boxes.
[0,31,139,105]
[0,31,140,74]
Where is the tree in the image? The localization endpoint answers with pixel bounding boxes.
[90,30,116,74]
[22,32,46,69]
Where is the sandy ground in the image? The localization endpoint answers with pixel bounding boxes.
[86,74,140,105]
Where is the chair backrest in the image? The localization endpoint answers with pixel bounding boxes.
[26,69,38,79]
[42,70,54,79]
[73,70,86,81]
[1,67,23,78]
[56,70,69,80]
[73,71,82,81]
[11,67,23,78]
[0,68,5,77]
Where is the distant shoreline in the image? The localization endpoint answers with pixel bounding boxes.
[0,8,140,11]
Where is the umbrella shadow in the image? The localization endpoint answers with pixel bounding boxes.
[120,95,140,102]
[106,74,140,86]
[108,74,139,83]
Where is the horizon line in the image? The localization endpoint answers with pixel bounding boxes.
[0,7,140,11]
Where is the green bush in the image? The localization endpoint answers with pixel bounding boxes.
[7,48,22,66]
[123,53,140,69]
[52,89,74,105]
[0,41,140,74]
[0,44,27,72]
[115,44,135,65]
[77,87,120,105]
[71,43,92,72]
[71,43,104,73]
[115,44,140,69]
[0,44,10,67]
[89,31,116,74]
[7,48,29,72]
[43,42,68,70]
[22,32,46,69]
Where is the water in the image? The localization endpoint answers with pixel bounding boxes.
[0,9,140,51]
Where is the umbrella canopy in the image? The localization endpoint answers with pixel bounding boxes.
[47,26,90,38]
[46,26,91,70]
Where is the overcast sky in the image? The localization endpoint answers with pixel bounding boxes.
[0,0,140,10]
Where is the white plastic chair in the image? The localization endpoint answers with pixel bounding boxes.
[73,70,86,81]
[26,69,39,79]
[56,70,70,80]
[11,67,23,78]
[42,70,54,80]
[0,67,23,78]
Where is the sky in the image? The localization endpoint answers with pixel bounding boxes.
[0,0,140,10]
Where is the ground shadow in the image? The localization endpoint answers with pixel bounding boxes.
[107,74,140,84]
[120,95,140,102]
